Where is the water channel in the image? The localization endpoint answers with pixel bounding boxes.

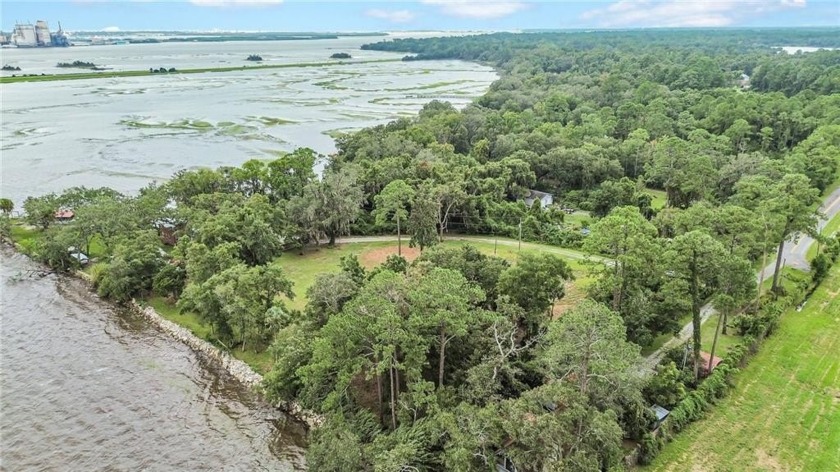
[0,247,308,470]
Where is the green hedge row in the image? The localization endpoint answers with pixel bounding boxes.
[637,279,811,465]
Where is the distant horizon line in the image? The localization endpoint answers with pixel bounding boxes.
[3,25,839,34]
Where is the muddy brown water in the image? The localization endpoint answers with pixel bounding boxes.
[0,247,307,471]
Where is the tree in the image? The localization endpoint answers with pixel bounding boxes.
[374,180,415,256]
[589,178,638,218]
[297,167,365,246]
[434,180,467,241]
[763,174,821,292]
[179,263,294,350]
[0,215,10,239]
[542,300,642,405]
[644,362,686,408]
[266,148,317,202]
[584,206,668,345]
[33,226,78,271]
[497,253,573,328]
[0,198,13,214]
[407,267,485,388]
[340,253,367,286]
[214,264,294,351]
[97,230,166,301]
[416,244,509,306]
[785,125,840,193]
[72,195,136,255]
[299,270,422,429]
[166,168,225,205]
[646,137,718,208]
[305,272,359,328]
[665,231,726,380]
[194,194,285,266]
[153,262,187,298]
[584,206,656,311]
[408,182,439,251]
[181,239,240,285]
[23,193,59,230]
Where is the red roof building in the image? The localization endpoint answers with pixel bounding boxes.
[54,209,75,221]
[699,351,724,376]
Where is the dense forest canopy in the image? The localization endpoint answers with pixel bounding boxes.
[7,29,840,471]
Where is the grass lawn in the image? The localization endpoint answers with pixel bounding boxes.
[646,188,668,210]
[275,241,407,310]
[646,262,840,472]
[699,312,742,357]
[563,211,592,229]
[761,266,809,294]
[10,223,39,252]
[147,296,212,340]
[639,313,692,357]
[275,238,595,311]
[145,296,274,374]
[807,210,840,262]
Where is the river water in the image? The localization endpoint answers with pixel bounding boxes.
[0,247,308,470]
[0,34,494,470]
[1,35,496,206]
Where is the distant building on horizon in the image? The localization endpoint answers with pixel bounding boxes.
[9,20,69,48]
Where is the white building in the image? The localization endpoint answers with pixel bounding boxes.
[522,189,554,209]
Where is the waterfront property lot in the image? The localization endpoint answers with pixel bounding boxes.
[146,237,594,374]
[646,263,840,472]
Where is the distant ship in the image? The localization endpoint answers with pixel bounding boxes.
[9,20,69,47]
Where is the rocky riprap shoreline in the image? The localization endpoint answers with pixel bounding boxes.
[128,300,324,429]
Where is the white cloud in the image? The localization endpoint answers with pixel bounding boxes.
[421,0,528,20]
[581,0,807,28]
[366,9,416,23]
[190,0,283,7]
[102,26,120,32]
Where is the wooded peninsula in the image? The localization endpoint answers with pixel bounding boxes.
[3,28,839,471]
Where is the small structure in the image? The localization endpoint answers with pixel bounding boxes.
[651,405,670,431]
[67,247,89,265]
[699,351,724,377]
[155,219,180,246]
[54,209,75,222]
[496,455,518,472]
[522,189,553,209]
[495,444,519,472]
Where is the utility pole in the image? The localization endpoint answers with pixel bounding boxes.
[518,218,522,253]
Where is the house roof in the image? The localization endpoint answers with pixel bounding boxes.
[652,405,670,422]
[54,209,74,219]
[700,351,724,370]
[526,189,553,199]
[70,251,89,263]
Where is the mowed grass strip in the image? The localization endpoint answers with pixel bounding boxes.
[646,263,840,472]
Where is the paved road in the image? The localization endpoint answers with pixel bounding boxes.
[644,186,840,371]
[757,185,840,278]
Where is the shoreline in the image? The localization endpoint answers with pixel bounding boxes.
[0,58,401,84]
[128,300,324,429]
[1,239,323,430]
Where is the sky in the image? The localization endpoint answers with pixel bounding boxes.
[1,1,838,33]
